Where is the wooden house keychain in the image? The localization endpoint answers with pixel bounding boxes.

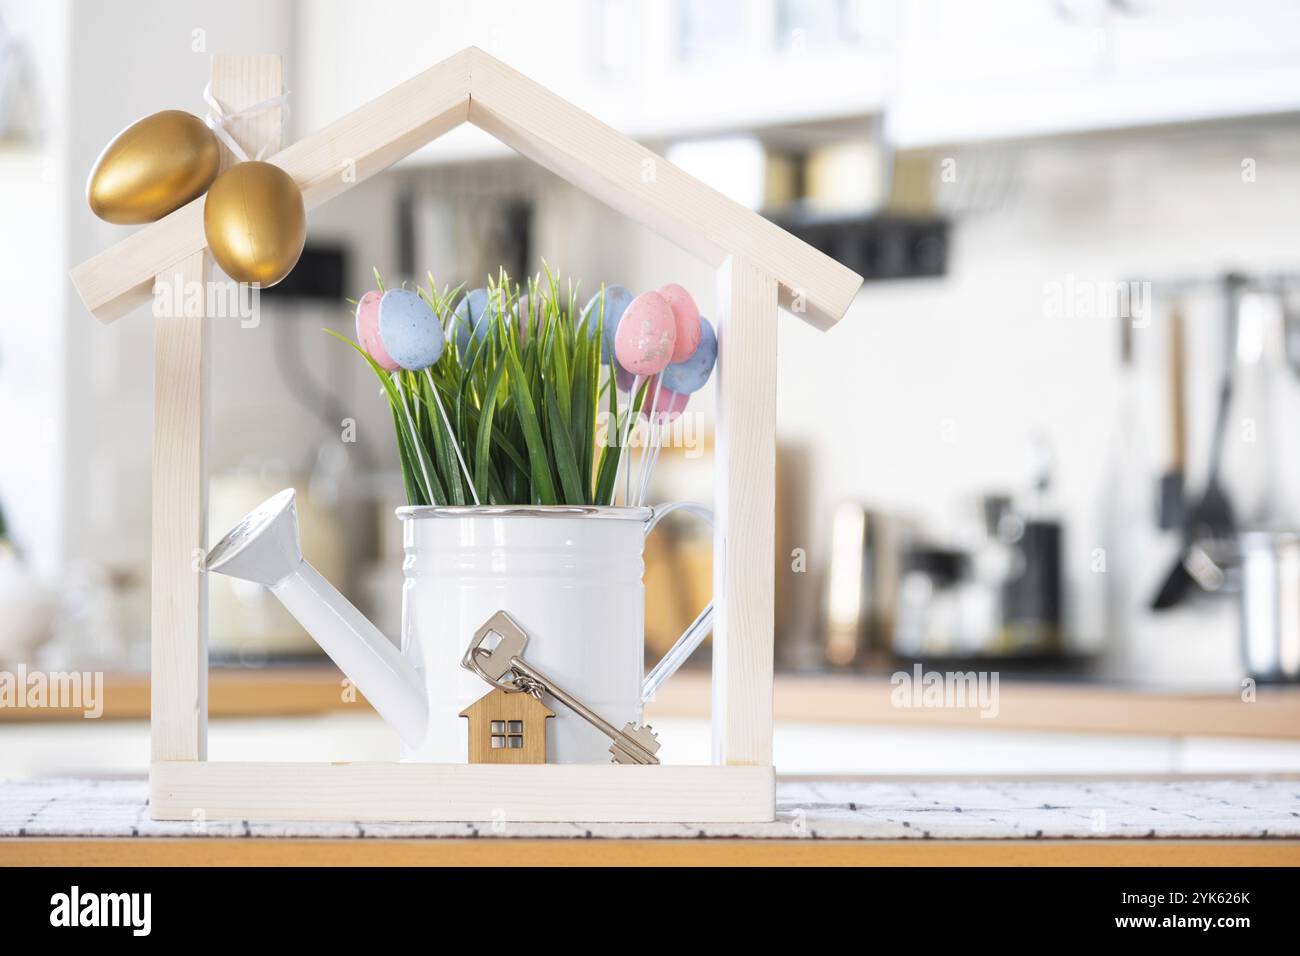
[459,688,554,764]
[462,611,661,765]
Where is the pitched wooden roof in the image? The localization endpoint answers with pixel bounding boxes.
[70,47,862,330]
[459,687,555,721]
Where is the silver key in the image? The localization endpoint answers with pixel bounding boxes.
[463,611,661,765]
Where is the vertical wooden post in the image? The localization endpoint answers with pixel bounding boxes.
[711,257,778,767]
[150,55,283,762]
[151,248,211,762]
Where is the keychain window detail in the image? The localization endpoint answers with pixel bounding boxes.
[489,721,525,750]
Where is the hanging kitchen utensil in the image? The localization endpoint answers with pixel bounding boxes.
[1151,276,1242,610]
[1282,291,1300,379]
[1157,302,1187,531]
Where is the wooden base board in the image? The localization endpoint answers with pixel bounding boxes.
[5,838,1297,867]
[150,762,775,823]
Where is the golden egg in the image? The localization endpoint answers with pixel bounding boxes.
[86,110,220,224]
[203,161,306,287]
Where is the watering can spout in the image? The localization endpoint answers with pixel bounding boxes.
[204,489,428,749]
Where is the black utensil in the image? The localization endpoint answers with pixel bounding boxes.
[1151,278,1241,610]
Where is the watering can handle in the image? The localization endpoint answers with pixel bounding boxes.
[640,501,714,704]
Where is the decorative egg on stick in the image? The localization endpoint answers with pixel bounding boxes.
[650,380,692,421]
[614,291,676,376]
[660,315,717,396]
[379,289,480,504]
[634,284,700,501]
[658,283,702,363]
[579,285,635,368]
[451,287,511,359]
[355,291,398,371]
[517,285,563,346]
[354,289,432,502]
[378,288,445,370]
[635,316,717,506]
[612,291,676,505]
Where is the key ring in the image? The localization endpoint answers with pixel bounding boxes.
[510,671,546,700]
[465,646,538,695]
[464,645,516,691]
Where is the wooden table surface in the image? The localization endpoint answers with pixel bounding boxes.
[3,776,1297,866]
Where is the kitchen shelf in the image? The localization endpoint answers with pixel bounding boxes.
[660,672,1300,740]
[0,666,360,722]
[4,666,1297,739]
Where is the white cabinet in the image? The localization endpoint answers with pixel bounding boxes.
[887,0,1300,148]
[623,0,890,137]
[295,1,1298,156]
[293,0,889,163]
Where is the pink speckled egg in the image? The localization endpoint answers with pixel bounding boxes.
[637,382,696,421]
[650,385,691,421]
[355,290,398,371]
[639,382,691,421]
[659,283,701,363]
[614,291,676,377]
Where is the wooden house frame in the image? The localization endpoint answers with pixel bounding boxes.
[70,48,862,823]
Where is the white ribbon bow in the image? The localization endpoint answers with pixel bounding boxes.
[202,82,290,162]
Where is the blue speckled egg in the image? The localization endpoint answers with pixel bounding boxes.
[579,285,634,364]
[378,288,444,370]
[451,287,504,356]
[660,316,716,394]
[614,363,636,393]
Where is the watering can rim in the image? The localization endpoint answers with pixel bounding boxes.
[395,504,654,522]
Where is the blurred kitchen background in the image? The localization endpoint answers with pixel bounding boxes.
[2,0,1300,777]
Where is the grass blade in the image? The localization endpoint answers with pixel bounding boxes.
[474,356,508,504]
[504,345,557,504]
[545,378,584,503]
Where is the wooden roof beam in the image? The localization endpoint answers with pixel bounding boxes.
[70,47,862,329]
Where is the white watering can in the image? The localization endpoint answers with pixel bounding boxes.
[205,489,713,762]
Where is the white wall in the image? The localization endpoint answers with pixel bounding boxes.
[0,0,69,575]
[60,0,295,572]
